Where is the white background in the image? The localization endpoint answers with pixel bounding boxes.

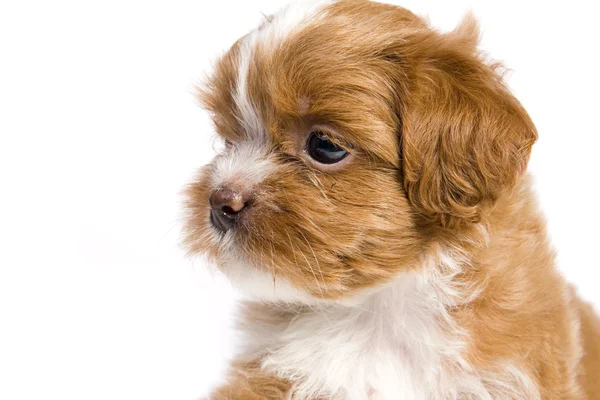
[1,1,599,399]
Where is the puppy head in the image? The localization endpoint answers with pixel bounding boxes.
[184,0,537,302]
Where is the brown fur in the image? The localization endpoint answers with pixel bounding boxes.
[577,297,600,396]
[187,0,600,398]
[210,361,290,400]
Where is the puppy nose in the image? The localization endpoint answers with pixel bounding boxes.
[209,188,247,232]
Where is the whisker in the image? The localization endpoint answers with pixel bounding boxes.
[299,230,327,294]
[286,229,324,298]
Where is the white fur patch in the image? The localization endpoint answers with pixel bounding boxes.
[211,142,278,191]
[233,37,264,139]
[219,256,316,304]
[234,0,333,140]
[237,248,540,400]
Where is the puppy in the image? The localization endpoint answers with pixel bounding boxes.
[184,0,600,398]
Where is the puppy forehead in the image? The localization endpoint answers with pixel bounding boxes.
[233,0,334,141]
[213,0,416,165]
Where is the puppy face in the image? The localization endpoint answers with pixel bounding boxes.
[184,0,537,301]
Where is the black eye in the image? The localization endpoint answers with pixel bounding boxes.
[306,131,348,164]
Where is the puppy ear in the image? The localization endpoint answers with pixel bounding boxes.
[400,17,537,227]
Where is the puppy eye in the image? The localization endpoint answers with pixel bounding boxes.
[306,131,348,164]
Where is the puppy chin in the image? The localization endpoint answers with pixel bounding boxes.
[218,257,317,304]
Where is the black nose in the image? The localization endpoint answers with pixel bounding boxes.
[209,188,247,232]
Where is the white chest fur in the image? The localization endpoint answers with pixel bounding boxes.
[240,266,540,400]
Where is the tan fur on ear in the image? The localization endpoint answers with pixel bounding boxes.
[448,12,480,50]
[401,22,538,227]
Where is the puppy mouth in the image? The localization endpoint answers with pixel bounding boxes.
[210,210,231,233]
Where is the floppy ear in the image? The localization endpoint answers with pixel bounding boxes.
[400,18,537,227]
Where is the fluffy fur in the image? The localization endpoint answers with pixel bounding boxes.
[184,0,600,398]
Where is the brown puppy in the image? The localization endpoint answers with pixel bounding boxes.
[184,0,600,398]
